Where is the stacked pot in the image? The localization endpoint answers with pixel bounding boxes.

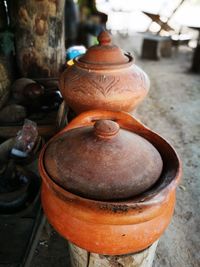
[59,31,150,113]
[39,31,181,256]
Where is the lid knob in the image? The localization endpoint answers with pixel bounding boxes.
[94,120,119,139]
[77,30,130,65]
[98,31,112,46]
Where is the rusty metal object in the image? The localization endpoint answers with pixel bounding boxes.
[39,110,182,255]
[44,119,163,200]
[60,31,150,113]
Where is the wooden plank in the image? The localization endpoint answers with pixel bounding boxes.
[56,101,69,130]
[0,109,60,138]
[0,124,56,139]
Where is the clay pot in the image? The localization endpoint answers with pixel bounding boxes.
[43,117,163,200]
[59,31,150,114]
[11,78,44,111]
[39,110,181,255]
[0,165,39,213]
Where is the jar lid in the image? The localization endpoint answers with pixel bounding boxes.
[43,119,163,200]
[77,31,130,65]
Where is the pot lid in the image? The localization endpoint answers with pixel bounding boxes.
[77,31,130,65]
[43,120,163,200]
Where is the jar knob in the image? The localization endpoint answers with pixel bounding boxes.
[98,31,112,46]
[94,120,119,139]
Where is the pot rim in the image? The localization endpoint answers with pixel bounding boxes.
[41,165,177,225]
[74,53,134,70]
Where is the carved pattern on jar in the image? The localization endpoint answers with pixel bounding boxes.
[63,66,148,98]
[87,75,121,97]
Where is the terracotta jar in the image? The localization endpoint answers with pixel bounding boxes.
[39,110,181,255]
[59,31,150,114]
[44,118,163,200]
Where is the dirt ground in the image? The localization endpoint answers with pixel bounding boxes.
[30,34,200,267]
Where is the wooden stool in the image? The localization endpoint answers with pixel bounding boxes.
[141,35,172,60]
[191,44,200,73]
[68,241,158,267]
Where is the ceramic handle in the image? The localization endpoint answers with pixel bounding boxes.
[94,120,120,139]
[61,110,148,134]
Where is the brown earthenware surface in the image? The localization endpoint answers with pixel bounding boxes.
[44,119,163,200]
[39,110,181,255]
[59,31,150,113]
[79,31,129,65]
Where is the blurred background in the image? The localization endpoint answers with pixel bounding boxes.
[97,0,200,34]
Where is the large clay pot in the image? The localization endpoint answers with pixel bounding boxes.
[59,31,150,114]
[43,116,163,201]
[39,110,181,255]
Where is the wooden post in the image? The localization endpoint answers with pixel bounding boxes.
[11,0,66,79]
[0,0,8,30]
[68,241,158,267]
[0,57,11,109]
[0,1,13,109]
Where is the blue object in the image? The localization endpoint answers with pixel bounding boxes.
[66,45,86,60]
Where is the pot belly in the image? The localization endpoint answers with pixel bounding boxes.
[41,183,175,255]
[60,65,149,114]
